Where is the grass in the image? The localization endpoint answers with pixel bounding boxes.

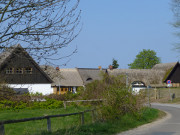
[35,107,165,135]
[0,105,92,135]
[0,106,165,135]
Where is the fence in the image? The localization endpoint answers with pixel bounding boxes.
[145,87,180,102]
[0,109,96,135]
[63,99,104,109]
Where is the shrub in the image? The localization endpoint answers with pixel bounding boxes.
[77,73,145,121]
[98,88,143,120]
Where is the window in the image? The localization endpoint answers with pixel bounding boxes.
[86,78,92,81]
[24,67,32,74]
[16,68,23,74]
[6,68,14,74]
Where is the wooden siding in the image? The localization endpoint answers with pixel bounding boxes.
[165,62,180,84]
[0,48,52,84]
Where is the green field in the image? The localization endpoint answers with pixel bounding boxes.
[0,106,92,135]
[39,107,164,135]
[0,107,163,135]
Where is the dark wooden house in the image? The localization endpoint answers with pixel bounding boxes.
[164,62,180,87]
[0,44,53,95]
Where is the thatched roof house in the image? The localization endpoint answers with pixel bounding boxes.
[152,62,177,71]
[77,68,106,85]
[107,69,166,86]
[41,66,84,94]
[41,66,83,87]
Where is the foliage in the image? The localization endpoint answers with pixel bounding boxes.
[79,73,125,100]
[0,98,64,110]
[171,0,180,51]
[0,0,81,65]
[128,49,161,69]
[37,108,161,135]
[98,88,145,121]
[112,58,119,69]
[0,86,15,100]
[0,106,92,135]
[162,67,174,83]
[78,73,145,121]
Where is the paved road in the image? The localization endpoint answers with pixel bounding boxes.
[117,103,180,135]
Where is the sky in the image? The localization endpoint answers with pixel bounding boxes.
[59,0,180,69]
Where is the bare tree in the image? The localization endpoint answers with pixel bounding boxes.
[171,0,180,51]
[0,0,81,65]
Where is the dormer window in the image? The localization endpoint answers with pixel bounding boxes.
[86,78,92,81]
[6,68,14,74]
[16,68,23,74]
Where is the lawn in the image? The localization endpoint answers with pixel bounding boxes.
[38,107,165,135]
[0,106,92,135]
[0,105,165,135]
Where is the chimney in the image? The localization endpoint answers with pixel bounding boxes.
[109,65,113,70]
[56,67,60,71]
[98,66,102,70]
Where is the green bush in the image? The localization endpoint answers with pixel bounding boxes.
[77,73,145,121]
[98,88,142,120]
[0,98,64,110]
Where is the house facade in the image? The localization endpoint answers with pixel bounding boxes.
[0,44,53,95]
[41,66,84,95]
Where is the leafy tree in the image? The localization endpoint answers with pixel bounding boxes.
[0,0,81,65]
[112,58,119,69]
[128,49,161,69]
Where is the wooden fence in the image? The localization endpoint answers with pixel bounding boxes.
[0,109,96,135]
[63,99,104,109]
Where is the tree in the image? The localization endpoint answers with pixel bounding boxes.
[0,0,81,65]
[171,0,180,52]
[128,49,161,69]
[112,58,119,69]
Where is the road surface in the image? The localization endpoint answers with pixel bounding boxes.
[117,103,180,135]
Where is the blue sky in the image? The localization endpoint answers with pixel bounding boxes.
[59,0,180,69]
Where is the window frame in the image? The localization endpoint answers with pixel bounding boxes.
[6,68,14,74]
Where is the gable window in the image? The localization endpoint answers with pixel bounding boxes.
[24,67,32,74]
[16,68,23,74]
[6,68,14,74]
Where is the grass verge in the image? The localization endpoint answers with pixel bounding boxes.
[0,105,92,135]
[36,107,165,135]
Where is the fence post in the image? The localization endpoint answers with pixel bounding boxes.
[81,112,84,125]
[91,110,95,123]
[63,101,66,109]
[0,124,5,135]
[47,117,51,132]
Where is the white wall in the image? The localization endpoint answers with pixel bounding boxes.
[8,84,53,95]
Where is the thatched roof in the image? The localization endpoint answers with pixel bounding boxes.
[107,69,166,85]
[77,68,106,85]
[41,66,83,87]
[152,62,177,71]
[0,44,20,68]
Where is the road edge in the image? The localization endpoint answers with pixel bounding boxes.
[116,109,171,135]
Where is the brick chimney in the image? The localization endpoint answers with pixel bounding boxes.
[56,67,60,71]
[109,65,113,70]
